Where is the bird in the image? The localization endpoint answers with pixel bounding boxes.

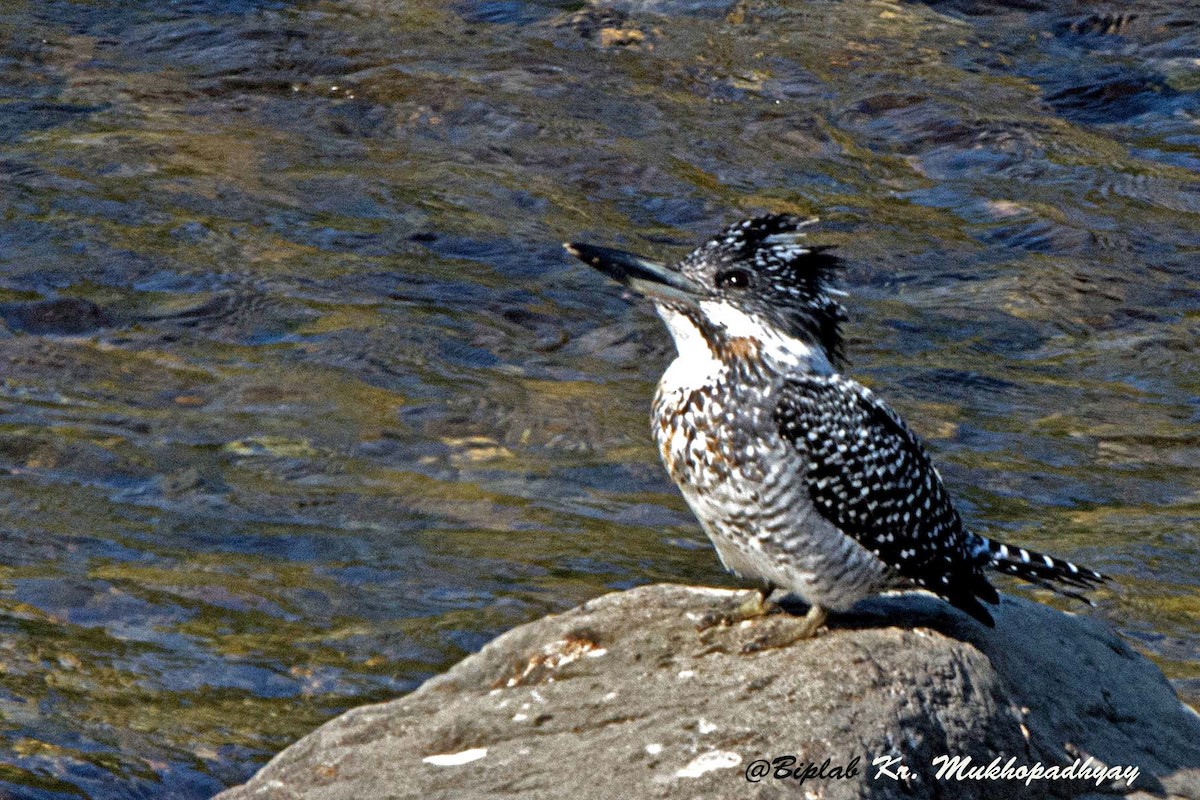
[565,214,1105,638]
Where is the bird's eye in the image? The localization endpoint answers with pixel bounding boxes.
[716,269,752,289]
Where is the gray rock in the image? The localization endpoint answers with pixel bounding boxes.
[216,585,1200,800]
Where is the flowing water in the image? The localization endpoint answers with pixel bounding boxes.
[0,0,1197,796]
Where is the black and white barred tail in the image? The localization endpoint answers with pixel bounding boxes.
[978,536,1107,605]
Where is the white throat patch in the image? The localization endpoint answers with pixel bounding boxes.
[656,305,724,394]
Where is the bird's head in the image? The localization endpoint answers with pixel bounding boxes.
[566,214,846,372]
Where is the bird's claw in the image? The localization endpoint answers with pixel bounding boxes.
[740,604,828,653]
[695,588,778,633]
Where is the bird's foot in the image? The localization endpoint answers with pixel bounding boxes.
[740,604,828,654]
[695,586,777,633]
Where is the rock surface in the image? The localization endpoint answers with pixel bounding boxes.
[216,585,1200,800]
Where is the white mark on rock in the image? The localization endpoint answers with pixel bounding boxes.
[586,648,608,658]
[675,750,742,778]
[682,587,742,598]
[603,691,618,702]
[512,713,529,722]
[677,670,695,680]
[645,743,664,756]
[698,719,717,734]
[422,748,488,767]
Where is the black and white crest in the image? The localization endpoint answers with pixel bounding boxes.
[676,215,848,367]
[682,215,834,276]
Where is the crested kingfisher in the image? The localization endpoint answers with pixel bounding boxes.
[566,214,1105,637]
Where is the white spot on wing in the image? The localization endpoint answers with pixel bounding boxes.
[763,231,806,245]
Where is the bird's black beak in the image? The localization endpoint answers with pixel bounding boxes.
[564,242,705,306]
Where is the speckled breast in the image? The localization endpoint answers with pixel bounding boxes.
[650,363,892,609]
[651,369,787,519]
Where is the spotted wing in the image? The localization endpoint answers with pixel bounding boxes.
[774,374,999,624]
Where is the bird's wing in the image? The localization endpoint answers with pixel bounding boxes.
[774,374,999,623]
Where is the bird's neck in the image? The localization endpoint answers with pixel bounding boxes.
[695,300,832,376]
[654,304,831,399]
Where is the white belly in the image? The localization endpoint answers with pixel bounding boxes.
[677,478,887,611]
